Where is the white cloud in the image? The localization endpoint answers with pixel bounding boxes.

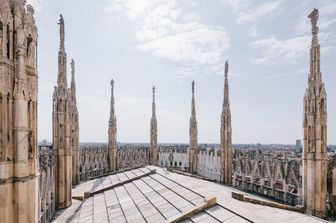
[106,0,159,18]
[249,35,310,65]
[320,19,336,30]
[220,0,244,13]
[320,0,336,16]
[249,26,258,37]
[238,0,283,23]
[105,0,230,67]
[140,25,229,65]
[250,31,333,65]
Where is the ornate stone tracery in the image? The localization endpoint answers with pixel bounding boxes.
[0,2,38,222]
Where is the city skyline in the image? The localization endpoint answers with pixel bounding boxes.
[29,0,336,144]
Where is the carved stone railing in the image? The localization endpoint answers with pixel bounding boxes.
[38,145,56,223]
[80,143,108,181]
[118,144,150,169]
[158,144,188,171]
[233,150,302,206]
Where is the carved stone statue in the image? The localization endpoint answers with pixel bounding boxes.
[71,59,75,73]
[58,15,65,43]
[308,8,319,34]
[27,41,35,67]
[308,8,319,28]
[28,130,35,159]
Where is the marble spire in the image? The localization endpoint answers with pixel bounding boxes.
[189,81,198,174]
[70,59,80,185]
[220,60,232,185]
[70,59,76,102]
[108,79,118,172]
[302,8,328,218]
[57,14,67,86]
[150,86,158,165]
[53,14,72,208]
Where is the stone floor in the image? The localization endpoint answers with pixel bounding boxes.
[52,166,327,223]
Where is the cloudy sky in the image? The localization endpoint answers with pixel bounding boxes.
[28,0,336,144]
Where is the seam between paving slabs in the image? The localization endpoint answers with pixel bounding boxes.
[140,177,182,215]
[147,174,196,207]
[122,184,148,223]
[155,172,206,199]
[131,180,167,220]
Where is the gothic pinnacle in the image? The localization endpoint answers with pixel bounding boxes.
[71,59,75,83]
[58,14,65,49]
[111,79,114,95]
[224,61,230,107]
[191,80,196,117]
[110,79,115,116]
[152,86,155,101]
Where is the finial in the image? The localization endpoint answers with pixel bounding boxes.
[110,79,115,98]
[26,4,34,14]
[58,14,65,43]
[308,8,319,34]
[225,60,229,77]
[58,14,64,25]
[152,86,155,98]
[71,59,75,84]
[192,80,195,94]
[71,59,75,72]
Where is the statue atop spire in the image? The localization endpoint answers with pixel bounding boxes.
[308,8,319,35]
[58,14,65,46]
[152,86,155,101]
[191,80,196,117]
[224,61,229,106]
[308,8,321,82]
[57,15,67,86]
[71,59,75,83]
[111,79,115,97]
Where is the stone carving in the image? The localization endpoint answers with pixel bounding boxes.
[308,8,319,34]
[28,130,34,159]
[58,15,64,43]
[0,2,39,222]
[302,8,328,218]
[27,39,35,67]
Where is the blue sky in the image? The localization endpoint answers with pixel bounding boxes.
[28,0,336,144]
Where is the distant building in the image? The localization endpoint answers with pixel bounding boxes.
[296,139,302,148]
